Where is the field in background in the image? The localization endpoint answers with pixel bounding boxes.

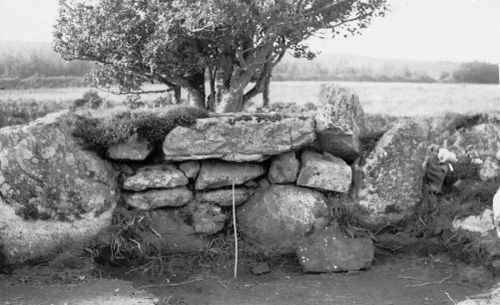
[1,81,499,118]
[266,81,500,116]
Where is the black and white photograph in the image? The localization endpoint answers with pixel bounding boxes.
[0,0,499,304]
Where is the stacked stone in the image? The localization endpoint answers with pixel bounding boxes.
[103,84,382,272]
[0,83,429,273]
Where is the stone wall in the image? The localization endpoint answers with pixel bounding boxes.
[2,83,499,273]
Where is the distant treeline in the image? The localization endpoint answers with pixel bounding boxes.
[0,76,87,90]
[274,57,499,84]
[0,52,91,79]
[0,41,498,89]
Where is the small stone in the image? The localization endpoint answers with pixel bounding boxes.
[138,209,207,253]
[452,209,495,234]
[297,151,351,193]
[268,152,300,184]
[196,188,252,207]
[252,262,271,275]
[179,161,201,179]
[479,157,500,181]
[107,136,153,161]
[123,164,188,191]
[191,203,226,234]
[195,161,265,190]
[49,252,88,271]
[296,227,374,273]
[124,187,193,210]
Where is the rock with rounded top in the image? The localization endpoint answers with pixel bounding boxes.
[315,84,366,163]
[137,209,207,253]
[237,185,329,254]
[297,151,352,193]
[163,113,316,162]
[195,161,265,190]
[178,161,200,179]
[296,227,374,273]
[354,119,428,228]
[191,203,226,234]
[122,164,188,191]
[107,135,153,161]
[268,152,300,184]
[0,112,118,264]
[196,188,252,207]
[124,187,192,210]
[450,124,500,158]
[479,157,500,181]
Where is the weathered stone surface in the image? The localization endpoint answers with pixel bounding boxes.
[251,262,271,275]
[191,203,226,234]
[457,286,500,305]
[138,209,207,253]
[297,228,374,273]
[0,112,118,264]
[163,113,316,162]
[107,135,153,161]
[479,157,500,181]
[195,161,265,190]
[178,161,200,179]
[315,84,366,163]
[364,114,398,137]
[124,187,192,210]
[196,188,252,207]
[297,151,352,193]
[268,152,299,184]
[450,124,500,158]
[452,209,495,234]
[122,164,188,191]
[237,185,329,254]
[354,120,428,228]
[494,186,500,238]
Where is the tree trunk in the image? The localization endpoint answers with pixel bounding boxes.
[186,72,206,109]
[216,88,245,113]
[186,86,205,109]
[173,86,181,104]
[207,68,217,112]
[262,73,271,108]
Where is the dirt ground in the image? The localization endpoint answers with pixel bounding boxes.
[0,254,496,305]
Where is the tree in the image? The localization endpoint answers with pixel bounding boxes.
[54,0,388,112]
[452,61,499,84]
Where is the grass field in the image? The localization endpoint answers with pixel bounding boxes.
[267,81,500,116]
[1,81,498,120]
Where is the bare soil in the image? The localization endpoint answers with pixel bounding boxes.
[1,254,495,305]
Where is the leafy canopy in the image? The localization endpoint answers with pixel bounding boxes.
[54,0,388,111]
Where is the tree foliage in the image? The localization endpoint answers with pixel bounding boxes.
[453,61,499,84]
[54,0,388,112]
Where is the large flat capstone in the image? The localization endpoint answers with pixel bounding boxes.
[163,113,316,162]
[237,185,329,254]
[0,112,118,263]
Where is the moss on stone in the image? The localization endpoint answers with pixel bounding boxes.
[71,105,208,149]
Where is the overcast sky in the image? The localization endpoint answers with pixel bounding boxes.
[0,0,499,63]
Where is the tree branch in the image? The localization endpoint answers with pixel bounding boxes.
[304,0,353,17]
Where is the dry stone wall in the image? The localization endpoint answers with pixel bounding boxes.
[0,83,442,272]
